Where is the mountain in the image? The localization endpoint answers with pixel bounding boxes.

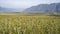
[24,3,60,14]
[0,7,24,12]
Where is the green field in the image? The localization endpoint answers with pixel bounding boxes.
[0,15,60,34]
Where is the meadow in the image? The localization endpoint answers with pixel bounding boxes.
[0,15,60,34]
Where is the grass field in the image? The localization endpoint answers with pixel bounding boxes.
[0,15,60,34]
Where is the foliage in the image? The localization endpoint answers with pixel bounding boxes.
[0,15,60,34]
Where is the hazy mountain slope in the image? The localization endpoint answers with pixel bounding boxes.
[24,3,60,13]
[0,7,24,12]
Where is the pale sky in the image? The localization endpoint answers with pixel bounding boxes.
[0,0,60,8]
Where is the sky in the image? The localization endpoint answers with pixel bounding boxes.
[0,0,60,9]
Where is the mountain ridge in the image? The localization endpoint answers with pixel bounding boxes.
[0,7,24,12]
[24,2,60,14]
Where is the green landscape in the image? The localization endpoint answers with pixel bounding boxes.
[0,14,60,34]
[0,0,60,34]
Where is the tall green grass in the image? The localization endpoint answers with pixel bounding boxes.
[0,15,60,34]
